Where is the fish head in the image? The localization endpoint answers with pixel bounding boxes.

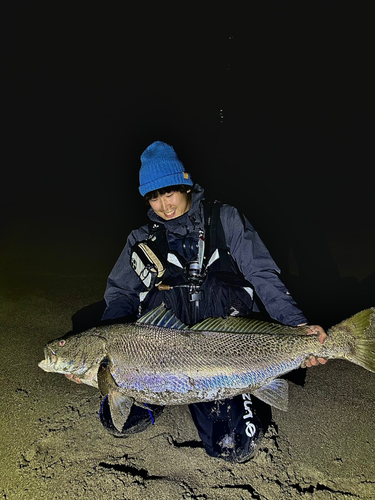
[38,331,107,379]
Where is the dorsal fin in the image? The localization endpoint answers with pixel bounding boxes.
[137,305,311,336]
[191,316,311,336]
[136,304,188,330]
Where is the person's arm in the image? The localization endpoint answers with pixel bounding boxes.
[221,205,327,367]
[221,205,306,325]
[102,227,148,321]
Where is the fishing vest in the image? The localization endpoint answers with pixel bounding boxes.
[130,201,254,324]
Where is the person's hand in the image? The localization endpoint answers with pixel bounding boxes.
[64,373,82,384]
[298,324,328,368]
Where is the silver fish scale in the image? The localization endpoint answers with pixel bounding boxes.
[105,324,319,405]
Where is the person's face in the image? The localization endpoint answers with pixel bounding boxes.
[149,190,191,220]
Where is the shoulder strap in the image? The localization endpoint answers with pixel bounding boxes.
[211,201,226,250]
[203,200,227,258]
[147,222,170,257]
[203,202,212,265]
[147,221,188,269]
[203,200,244,275]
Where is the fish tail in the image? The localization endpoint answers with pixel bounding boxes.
[330,308,375,372]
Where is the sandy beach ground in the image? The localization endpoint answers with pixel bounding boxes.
[1,215,374,500]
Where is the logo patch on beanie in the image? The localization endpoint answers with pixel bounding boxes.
[183,172,189,179]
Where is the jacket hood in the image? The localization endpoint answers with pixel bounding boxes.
[147,184,205,234]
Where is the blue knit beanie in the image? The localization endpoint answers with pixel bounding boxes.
[139,141,193,196]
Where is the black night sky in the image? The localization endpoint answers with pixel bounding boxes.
[2,2,374,327]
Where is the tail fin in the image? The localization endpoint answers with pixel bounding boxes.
[331,308,375,373]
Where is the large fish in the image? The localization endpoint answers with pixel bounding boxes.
[39,306,375,432]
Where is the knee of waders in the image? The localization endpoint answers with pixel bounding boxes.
[189,394,269,463]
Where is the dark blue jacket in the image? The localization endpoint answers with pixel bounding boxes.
[102,185,307,326]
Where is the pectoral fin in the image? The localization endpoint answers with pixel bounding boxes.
[97,358,116,396]
[253,379,288,411]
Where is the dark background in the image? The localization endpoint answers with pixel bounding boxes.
[2,2,374,327]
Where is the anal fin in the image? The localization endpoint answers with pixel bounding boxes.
[134,401,153,411]
[253,379,289,411]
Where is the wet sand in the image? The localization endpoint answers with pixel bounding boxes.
[1,218,375,500]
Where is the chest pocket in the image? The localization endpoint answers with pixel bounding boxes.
[130,240,166,290]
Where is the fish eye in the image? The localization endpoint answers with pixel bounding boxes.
[59,340,66,347]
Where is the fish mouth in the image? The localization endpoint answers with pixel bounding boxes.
[38,346,58,372]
